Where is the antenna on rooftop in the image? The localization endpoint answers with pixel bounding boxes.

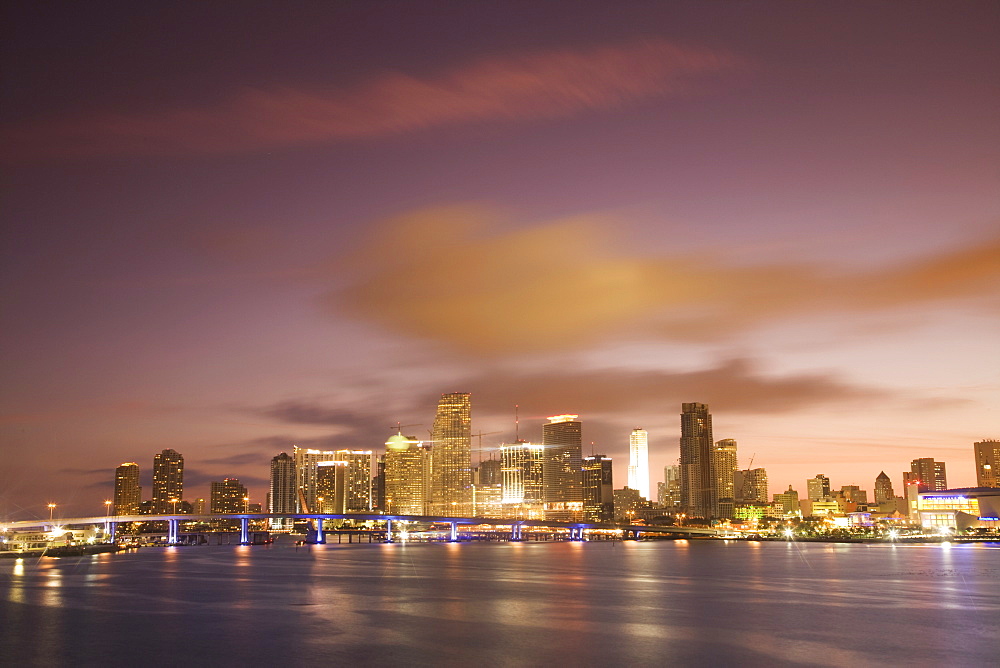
[515,404,519,441]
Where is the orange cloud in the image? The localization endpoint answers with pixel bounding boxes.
[328,206,1000,353]
[3,40,737,159]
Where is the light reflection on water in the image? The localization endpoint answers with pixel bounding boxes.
[2,541,999,665]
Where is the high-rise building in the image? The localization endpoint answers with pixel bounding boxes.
[501,441,545,518]
[627,428,650,500]
[316,461,348,513]
[472,458,503,518]
[583,454,614,521]
[974,440,1000,488]
[910,458,947,492]
[773,486,800,516]
[734,468,768,503]
[658,464,682,508]
[542,415,583,520]
[429,392,472,516]
[293,446,337,512]
[806,474,831,501]
[679,403,713,518]
[269,452,296,529]
[113,463,141,515]
[475,459,503,486]
[210,478,247,514]
[152,449,184,513]
[384,432,430,515]
[372,456,386,512]
[874,471,894,505]
[712,438,738,518]
[333,450,374,512]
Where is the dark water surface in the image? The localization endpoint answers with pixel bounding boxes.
[2,540,998,666]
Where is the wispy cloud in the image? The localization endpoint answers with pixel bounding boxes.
[2,39,737,160]
[328,206,1000,353]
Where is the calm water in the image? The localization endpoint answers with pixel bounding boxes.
[2,540,998,666]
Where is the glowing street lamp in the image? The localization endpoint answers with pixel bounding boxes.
[170,498,179,514]
[104,500,112,517]
[47,503,56,524]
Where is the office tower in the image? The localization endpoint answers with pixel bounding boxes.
[429,392,473,516]
[472,458,503,517]
[210,478,248,514]
[734,468,768,503]
[113,462,141,515]
[910,458,947,492]
[839,485,867,504]
[316,461,348,513]
[193,498,206,514]
[658,464,682,508]
[582,454,614,521]
[152,448,184,513]
[806,474,831,501]
[269,453,296,529]
[332,450,374,512]
[627,428,650,500]
[712,438,738,518]
[542,415,584,520]
[475,459,503,486]
[773,486,800,516]
[384,432,430,515]
[874,471,894,505]
[372,456,386,511]
[974,440,1000,488]
[679,403,713,518]
[293,446,337,512]
[501,441,545,518]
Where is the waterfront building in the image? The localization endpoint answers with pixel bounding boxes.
[909,458,947,492]
[475,459,503,486]
[293,446,338,512]
[974,440,1000,488]
[372,456,386,511]
[627,428,650,500]
[807,498,840,517]
[917,487,1000,531]
[658,464,681,508]
[679,402,714,519]
[582,454,614,521]
[333,450,374,511]
[472,458,503,518]
[734,468,768,503]
[113,462,141,515]
[500,441,545,519]
[429,392,473,516]
[152,448,184,513]
[269,452,296,529]
[613,487,645,522]
[384,432,430,515]
[316,461,348,513]
[210,478,247,514]
[193,498,206,514]
[542,415,584,520]
[712,438,738,519]
[773,486,801,517]
[806,474,831,501]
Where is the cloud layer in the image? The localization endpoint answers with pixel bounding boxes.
[330,206,1000,353]
[3,40,735,159]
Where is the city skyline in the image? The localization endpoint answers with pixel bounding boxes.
[2,2,998,519]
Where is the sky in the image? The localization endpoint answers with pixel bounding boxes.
[2,1,998,520]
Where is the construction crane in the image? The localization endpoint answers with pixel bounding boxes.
[738,453,757,502]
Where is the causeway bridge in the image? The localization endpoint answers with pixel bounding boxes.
[2,512,722,545]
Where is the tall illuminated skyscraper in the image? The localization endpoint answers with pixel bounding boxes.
[582,454,614,521]
[333,450,374,512]
[806,474,831,501]
[974,440,1000,488]
[712,438,738,519]
[152,448,184,513]
[543,414,583,520]
[734,468,768,503]
[210,478,247,514]
[500,441,544,518]
[384,432,430,515]
[113,462,141,515]
[874,471,894,505]
[316,461,348,513]
[293,446,337,512]
[269,452,296,528]
[429,392,472,516]
[679,403,713,519]
[627,428,650,500]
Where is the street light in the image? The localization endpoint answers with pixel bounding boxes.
[104,500,112,517]
[47,503,56,523]
[170,498,179,514]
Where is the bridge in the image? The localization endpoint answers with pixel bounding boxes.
[2,512,722,545]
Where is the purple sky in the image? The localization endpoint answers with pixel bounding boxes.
[2,2,998,520]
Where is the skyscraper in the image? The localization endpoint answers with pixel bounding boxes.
[333,450,374,512]
[806,474,831,501]
[384,432,430,515]
[501,441,545,518]
[974,440,1000,488]
[734,468,768,503]
[315,461,348,513]
[113,462,141,515]
[658,464,681,508]
[874,471,894,505]
[679,403,713,519]
[429,392,472,516]
[582,454,614,521]
[269,452,296,529]
[210,478,248,514]
[627,428,650,500]
[712,438,738,518]
[152,448,184,513]
[293,446,337,512]
[542,415,583,520]
[910,458,947,492]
